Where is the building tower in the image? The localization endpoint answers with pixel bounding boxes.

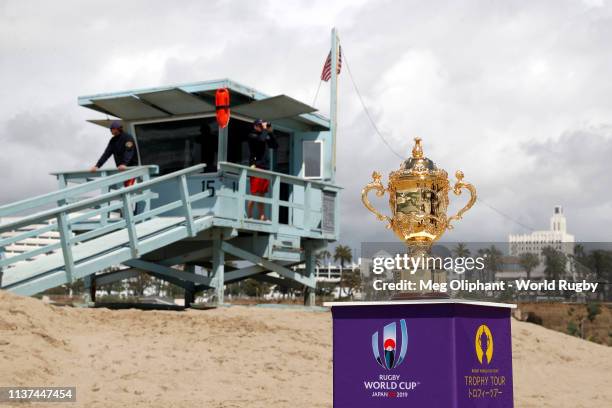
[550,205,567,233]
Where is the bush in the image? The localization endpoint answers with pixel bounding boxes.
[499,285,515,302]
[586,303,601,322]
[567,321,579,337]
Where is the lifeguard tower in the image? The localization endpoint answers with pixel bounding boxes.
[0,77,341,306]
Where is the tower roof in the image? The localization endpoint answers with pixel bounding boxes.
[78,78,330,130]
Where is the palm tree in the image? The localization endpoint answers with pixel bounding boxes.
[453,243,471,258]
[477,245,503,282]
[334,245,353,298]
[486,245,503,281]
[334,245,353,269]
[518,252,539,280]
[316,249,332,267]
[476,248,487,281]
[453,243,472,281]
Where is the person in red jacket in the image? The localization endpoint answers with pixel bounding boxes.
[246,119,278,220]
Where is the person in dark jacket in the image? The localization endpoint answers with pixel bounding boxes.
[247,119,278,220]
[90,121,141,214]
[90,121,139,177]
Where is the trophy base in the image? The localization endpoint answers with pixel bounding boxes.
[391,291,450,300]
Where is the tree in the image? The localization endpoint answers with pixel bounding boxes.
[316,249,332,266]
[574,244,587,260]
[127,271,154,296]
[567,321,580,337]
[572,244,592,283]
[333,245,352,269]
[453,243,471,257]
[165,282,184,299]
[243,279,271,298]
[333,245,354,299]
[453,243,472,280]
[587,250,612,301]
[518,252,540,280]
[226,281,243,297]
[315,281,336,297]
[586,302,601,323]
[478,245,503,282]
[542,246,566,281]
[98,279,126,297]
[339,269,362,299]
[487,245,503,279]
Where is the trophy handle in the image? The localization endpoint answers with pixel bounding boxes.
[447,171,477,229]
[361,171,392,228]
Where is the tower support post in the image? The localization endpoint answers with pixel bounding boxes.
[304,242,316,306]
[212,231,225,305]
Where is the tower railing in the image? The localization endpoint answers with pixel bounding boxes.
[0,164,211,291]
[0,166,158,218]
[217,162,341,239]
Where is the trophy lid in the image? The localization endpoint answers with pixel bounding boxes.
[400,137,437,174]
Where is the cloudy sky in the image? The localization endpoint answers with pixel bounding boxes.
[1,0,611,254]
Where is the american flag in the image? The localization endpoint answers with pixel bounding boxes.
[321,46,342,82]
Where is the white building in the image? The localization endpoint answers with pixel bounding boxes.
[504,205,575,280]
[509,205,575,260]
[292,259,362,283]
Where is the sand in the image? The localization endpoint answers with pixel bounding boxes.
[0,291,610,408]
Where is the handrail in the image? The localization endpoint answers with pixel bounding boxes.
[216,161,339,234]
[0,166,158,217]
[218,162,342,190]
[0,164,206,232]
[0,191,156,250]
[50,165,158,177]
[1,164,212,293]
[1,159,338,294]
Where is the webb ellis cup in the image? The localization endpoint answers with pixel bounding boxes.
[361,137,477,298]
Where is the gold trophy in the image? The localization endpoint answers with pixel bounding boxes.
[361,137,477,298]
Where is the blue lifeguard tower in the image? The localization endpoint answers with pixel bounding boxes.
[0,65,342,306]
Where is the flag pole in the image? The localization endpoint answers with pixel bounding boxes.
[330,27,339,183]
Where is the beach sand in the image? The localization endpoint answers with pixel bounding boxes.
[0,291,610,407]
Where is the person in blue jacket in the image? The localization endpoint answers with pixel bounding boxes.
[90,121,142,214]
[90,121,139,174]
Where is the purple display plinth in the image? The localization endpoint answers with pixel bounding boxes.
[325,300,516,408]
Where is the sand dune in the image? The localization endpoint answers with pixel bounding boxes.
[0,291,610,407]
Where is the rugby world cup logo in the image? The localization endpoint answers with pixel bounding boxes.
[371,319,408,370]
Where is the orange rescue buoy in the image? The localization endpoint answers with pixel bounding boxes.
[215,88,230,128]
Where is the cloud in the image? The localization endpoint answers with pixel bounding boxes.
[0,105,105,204]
